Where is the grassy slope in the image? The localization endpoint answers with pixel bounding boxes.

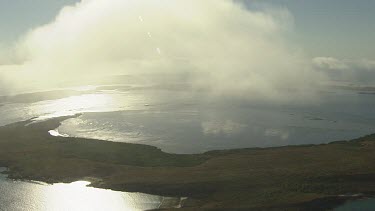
[1,116,375,210]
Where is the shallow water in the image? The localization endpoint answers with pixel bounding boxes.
[0,168,182,211]
[1,85,375,153]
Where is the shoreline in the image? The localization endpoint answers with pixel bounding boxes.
[1,116,375,210]
[1,168,373,211]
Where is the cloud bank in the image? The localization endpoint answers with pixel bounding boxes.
[313,57,375,84]
[0,0,324,100]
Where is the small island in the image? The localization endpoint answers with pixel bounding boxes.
[1,115,375,210]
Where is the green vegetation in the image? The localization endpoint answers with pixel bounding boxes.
[1,116,375,210]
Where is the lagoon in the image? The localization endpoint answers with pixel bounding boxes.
[0,168,182,211]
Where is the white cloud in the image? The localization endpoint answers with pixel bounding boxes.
[312,57,349,70]
[313,57,375,71]
[356,59,375,70]
[0,0,324,101]
[313,57,375,84]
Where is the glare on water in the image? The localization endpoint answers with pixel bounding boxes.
[0,174,182,211]
[1,85,375,153]
[43,181,164,211]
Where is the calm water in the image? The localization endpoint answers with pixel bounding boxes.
[0,168,182,211]
[1,85,375,153]
[335,198,375,211]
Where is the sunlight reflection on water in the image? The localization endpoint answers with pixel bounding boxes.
[0,91,151,126]
[34,94,121,120]
[48,129,69,137]
[0,174,182,211]
[43,181,171,211]
[2,87,375,153]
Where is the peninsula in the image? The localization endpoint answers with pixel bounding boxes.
[1,115,375,210]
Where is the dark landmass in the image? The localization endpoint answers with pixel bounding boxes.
[358,92,375,95]
[1,116,375,210]
[0,82,191,104]
[331,84,375,92]
[305,116,324,121]
[0,90,85,104]
[95,83,192,92]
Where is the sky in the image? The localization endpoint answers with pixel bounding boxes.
[244,0,375,59]
[0,0,374,98]
[0,0,78,44]
[1,0,374,59]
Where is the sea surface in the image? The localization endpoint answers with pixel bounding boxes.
[1,82,375,210]
[334,198,375,211]
[0,84,374,153]
[0,168,183,211]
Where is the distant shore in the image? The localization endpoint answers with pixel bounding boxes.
[1,115,375,210]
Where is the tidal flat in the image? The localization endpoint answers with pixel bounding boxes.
[1,115,375,210]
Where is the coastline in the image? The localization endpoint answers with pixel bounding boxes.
[1,115,375,210]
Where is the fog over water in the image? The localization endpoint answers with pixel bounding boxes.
[1,82,374,154]
[0,0,373,153]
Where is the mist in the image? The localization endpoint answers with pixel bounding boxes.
[0,0,325,101]
[313,57,375,85]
